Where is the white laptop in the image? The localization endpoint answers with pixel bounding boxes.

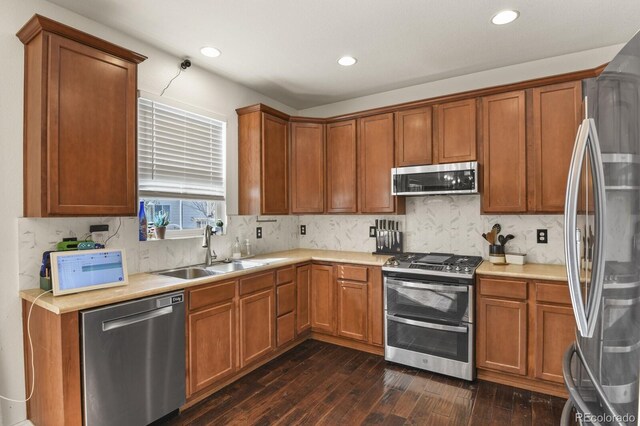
[51,249,128,296]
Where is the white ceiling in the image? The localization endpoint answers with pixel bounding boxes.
[48,0,640,110]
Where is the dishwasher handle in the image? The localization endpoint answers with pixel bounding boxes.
[102,306,174,332]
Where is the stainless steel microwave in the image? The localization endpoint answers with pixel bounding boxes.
[391,161,478,196]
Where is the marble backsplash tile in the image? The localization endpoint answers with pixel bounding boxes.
[299,195,566,265]
[18,195,566,291]
[18,215,299,290]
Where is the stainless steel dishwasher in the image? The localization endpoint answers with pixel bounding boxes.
[81,291,185,426]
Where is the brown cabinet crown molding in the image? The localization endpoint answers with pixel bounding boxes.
[236,65,605,124]
[17,14,146,63]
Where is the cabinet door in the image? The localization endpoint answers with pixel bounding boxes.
[435,99,477,164]
[187,302,235,396]
[395,107,433,166]
[358,113,396,213]
[477,296,528,375]
[326,120,358,213]
[530,81,582,213]
[337,280,368,342]
[368,267,384,346]
[534,303,576,383]
[310,264,335,334]
[482,91,527,213]
[296,264,311,333]
[261,113,289,214]
[291,122,325,213]
[239,288,275,367]
[47,35,137,216]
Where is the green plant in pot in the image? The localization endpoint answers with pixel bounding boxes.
[153,210,170,239]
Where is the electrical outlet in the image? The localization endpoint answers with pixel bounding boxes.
[256,227,262,239]
[369,226,377,238]
[300,225,306,235]
[537,229,548,244]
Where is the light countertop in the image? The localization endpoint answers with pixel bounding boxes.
[20,249,392,315]
[476,261,567,281]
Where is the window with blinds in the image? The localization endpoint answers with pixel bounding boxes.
[138,97,226,200]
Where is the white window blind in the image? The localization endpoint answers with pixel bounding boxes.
[138,97,226,200]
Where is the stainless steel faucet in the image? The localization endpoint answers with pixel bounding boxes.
[202,225,217,266]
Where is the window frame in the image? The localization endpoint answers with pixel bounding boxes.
[137,91,228,238]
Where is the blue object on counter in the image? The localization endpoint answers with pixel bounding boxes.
[138,201,147,241]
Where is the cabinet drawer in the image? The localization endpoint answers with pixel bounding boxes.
[189,280,236,311]
[478,277,527,300]
[336,265,368,282]
[277,312,295,347]
[276,266,295,285]
[535,281,571,305]
[240,271,275,296]
[277,282,295,316]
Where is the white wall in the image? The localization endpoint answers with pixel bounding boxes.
[299,44,624,118]
[0,1,298,424]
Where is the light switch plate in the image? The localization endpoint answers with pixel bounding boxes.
[369,226,376,238]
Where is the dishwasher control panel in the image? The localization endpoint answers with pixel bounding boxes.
[157,293,184,308]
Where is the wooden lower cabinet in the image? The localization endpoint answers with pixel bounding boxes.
[534,303,576,383]
[277,312,296,347]
[296,264,311,333]
[476,276,575,397]
[477,296,528,375]
[239,288,275,367]
[311,264,336,334]
[337,280,368,342]
[187,301,236,396]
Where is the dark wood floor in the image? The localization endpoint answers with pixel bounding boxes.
[164,340,565,425]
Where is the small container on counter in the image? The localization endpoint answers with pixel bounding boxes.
[489,244,506,264]
[505,253,526,265]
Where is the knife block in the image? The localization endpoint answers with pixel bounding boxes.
[373,230,403,255]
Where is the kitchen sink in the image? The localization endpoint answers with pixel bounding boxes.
[156,267,216,279]
[205,259,268,274]
[155,259,270,280]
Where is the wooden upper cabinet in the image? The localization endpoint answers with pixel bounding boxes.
[395,107,433,166]
[262,114,289,214]
[238,107,289,215]
[290,122,325,213]
[358,113,403,213]
[17,15,146,217]
[529,82,582,213]
[481,91,527,213]
[326,120,358,213]
[435,99,477,164]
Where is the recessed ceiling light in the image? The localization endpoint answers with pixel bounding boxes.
[491,10,519,25]
[338,56,357,66]
[200,47,221,58]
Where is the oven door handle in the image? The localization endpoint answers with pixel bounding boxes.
[386,279,468,293]
[386,315,468,333]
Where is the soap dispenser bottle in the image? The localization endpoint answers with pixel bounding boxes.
[232,237,242,259]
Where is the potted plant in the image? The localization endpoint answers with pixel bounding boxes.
[153,210,169,239]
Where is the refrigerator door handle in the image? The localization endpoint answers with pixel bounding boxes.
[584,118,606,336]
[565,121,591,336]
[563,343,623,426]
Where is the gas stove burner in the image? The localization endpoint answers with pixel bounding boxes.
[384,252,483,277]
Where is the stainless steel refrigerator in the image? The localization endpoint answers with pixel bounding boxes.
[563,31,640,425]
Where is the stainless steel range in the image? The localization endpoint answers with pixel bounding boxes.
[382,252,483,381]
